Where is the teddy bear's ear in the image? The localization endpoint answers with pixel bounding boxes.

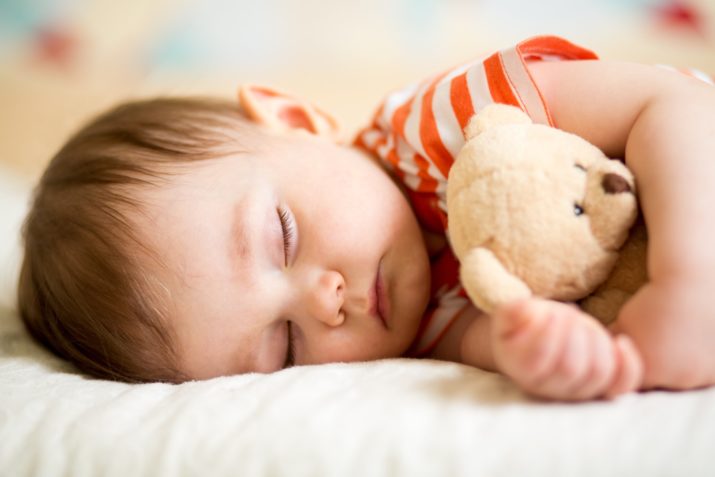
[464,104,532,140]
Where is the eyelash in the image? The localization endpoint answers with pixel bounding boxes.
[278,205,296,368]
[278,206,296,266]
[283,321,296,369]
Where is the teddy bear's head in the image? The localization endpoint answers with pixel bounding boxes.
[447,104,638,313]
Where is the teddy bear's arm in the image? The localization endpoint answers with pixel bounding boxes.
[460,247,532,315]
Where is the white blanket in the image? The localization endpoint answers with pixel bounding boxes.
[2,167,714,477]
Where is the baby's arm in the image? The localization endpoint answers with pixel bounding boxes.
[528,59,715,390]
[437,59,715,399]
[433,300,641,401]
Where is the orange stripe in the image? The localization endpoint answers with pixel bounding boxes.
[419,78,455,178]
[386,146,403,174]
[382,146,409,190]
[450,72,474,132]
[484,53,520,107]
[518,35,598,60]
[413,153,439,193]
[370,102,387,133]
[353,128,385,157]
[352,130,369,150]
[391,97,412,138]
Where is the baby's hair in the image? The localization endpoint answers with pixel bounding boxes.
[18,97,261,383]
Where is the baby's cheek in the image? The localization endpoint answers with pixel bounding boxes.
[307,334,392,363]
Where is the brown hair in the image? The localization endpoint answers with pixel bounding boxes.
[18,97,259,383]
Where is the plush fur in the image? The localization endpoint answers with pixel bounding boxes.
[446,104,646,324]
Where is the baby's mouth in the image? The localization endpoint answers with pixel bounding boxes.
[370,258,390,329]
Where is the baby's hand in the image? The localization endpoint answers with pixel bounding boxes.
[491,298,643,401]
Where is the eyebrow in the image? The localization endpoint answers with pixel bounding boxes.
[228,197,285,373]
[225,198,260,373]
[229,198,256,272]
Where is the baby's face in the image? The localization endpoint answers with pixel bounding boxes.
[138,131,431,379]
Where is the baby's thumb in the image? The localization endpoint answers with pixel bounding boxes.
[492,298,548,341]
[605,335,644,399]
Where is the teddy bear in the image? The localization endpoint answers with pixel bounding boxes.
[446,104,647,325]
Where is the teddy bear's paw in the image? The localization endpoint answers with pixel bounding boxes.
[492,299,642,401]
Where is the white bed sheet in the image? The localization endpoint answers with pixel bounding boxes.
[2,167,715,477]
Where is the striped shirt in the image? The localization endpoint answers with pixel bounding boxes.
[354,36,599,356]
[355,35,714,356]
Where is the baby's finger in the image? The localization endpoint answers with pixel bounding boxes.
[512,312,572,390]
[568,324,617,400]
[492,300,569,391]
[531,319,590,399]
[605,335,644,399]
[492,299,548,340]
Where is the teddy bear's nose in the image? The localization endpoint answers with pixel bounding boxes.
[602,173,632,194]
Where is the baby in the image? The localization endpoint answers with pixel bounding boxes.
[18,36,715,401]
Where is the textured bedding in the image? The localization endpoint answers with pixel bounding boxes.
[2,167,715,477]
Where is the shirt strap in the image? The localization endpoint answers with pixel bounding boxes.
[495,35,599,126]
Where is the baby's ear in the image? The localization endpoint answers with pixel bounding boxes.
[238,84,342,142]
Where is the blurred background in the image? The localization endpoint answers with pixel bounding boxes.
[1,0,714,179]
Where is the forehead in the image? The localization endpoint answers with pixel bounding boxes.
[129,157,264,366]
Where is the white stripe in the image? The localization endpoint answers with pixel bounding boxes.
[435,180,447,195]
[376,134,422,190]
[395,136,418,175]
[376,132,394,163]
[431,77,465,161]
[500,47,550,125]
[378,82,420,132]
[465,63,494,113]
[416,285,469,352]
[403,88,428,160]
[404,172,421,191]
[436,179,448,214]
[393,136,422,191]
[437,61,472,87]
[360,129,382,149]
[438,196,447,214]
[426,160,445,185]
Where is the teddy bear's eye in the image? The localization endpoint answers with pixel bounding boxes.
[574,164,587,172]
[574,203,585,216]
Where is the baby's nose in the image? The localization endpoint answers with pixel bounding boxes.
[602,173,632,194]
[304,270,345,327]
